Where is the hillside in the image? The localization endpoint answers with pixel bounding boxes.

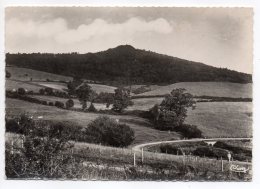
[137,82,252,98]
[6,45,251,85]
[6,66,72,81]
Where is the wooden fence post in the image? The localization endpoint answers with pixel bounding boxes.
[141,148,144,163]
[134,153,136,167]
[21,138,24,148]
[221,157,224,172]
[11,141,14,155]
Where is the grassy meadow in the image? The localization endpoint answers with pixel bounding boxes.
[185,102,252,138]
[6,79,43,92]
[137,82,252,98]
[6,66,72,81]
[6,98,180,145]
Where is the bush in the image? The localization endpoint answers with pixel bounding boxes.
[45,87,53,95]
[88,103,97,112]
[160,144,184,155]
[193,146,229,159]
[85,116,135,147]
[55,101,65,109]
[27,90,34,95]
[6,70,11,78]
[41,100,48,105]
[17,88,26,95]
[39,88,45,95]
[155,110,181,130]
[5,120,74,178]
[48,102,54,106]
[6,114,35,135]
[65,99,74,109]
[174,124,202,139]
[6,119,20,133]
[214,141,252,160]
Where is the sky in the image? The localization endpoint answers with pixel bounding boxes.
[5,7,253,74]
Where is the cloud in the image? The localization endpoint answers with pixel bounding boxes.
[6,17,173,45]
[6,18,67,38]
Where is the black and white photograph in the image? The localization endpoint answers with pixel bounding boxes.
[3,6,254,181]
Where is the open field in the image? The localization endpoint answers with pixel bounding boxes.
[6,98,180,145]
[31,82,117,93]
[137,82,252,98]
[32,82,68,91]
[6,66,72,81]
[28,95,111,110]
[89,83,117,94]
[185,102,252,138]
[128,97,164,111]
[6,79,43,92]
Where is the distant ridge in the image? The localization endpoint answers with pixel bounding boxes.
[6,45,252,85]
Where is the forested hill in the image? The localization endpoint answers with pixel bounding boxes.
[6,45,252,85]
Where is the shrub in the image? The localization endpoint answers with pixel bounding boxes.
[6,114,35,135]
[45,87,53,95]
[55,101,64,109]
[5,120,74,178]
[39,88,45,95]
[95,92,114,108]
[88,103,97,112]
[160,144,184,155]
[85,116,135,147]
[41,100,48,105]
[6,119,20,133]
[214,141,252,160]
[6,70,11,78]
[193,146,229,159]
[17,88,26,95]
[65,99,74,109]
[174,124,202,139]
[48,102,54,106]
[155,110,181,130]
[27,90,34,95]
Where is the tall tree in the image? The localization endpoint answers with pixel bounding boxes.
[151,88,195,130]
[112,88,132,112]
[75,83,93,110]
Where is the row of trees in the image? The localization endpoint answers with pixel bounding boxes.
[68,78,132,112]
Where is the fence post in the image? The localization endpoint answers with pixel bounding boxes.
[221,157,224,172]
[141,148,144,163]
[11,141,14,155]
[134,153,136,167]
[21,137,24,149]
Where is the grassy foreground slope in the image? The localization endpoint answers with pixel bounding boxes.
[138,82,252,98]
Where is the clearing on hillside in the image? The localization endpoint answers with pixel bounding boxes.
[6,79,43,92]
[137,82,252,98]
[6,66,72,81]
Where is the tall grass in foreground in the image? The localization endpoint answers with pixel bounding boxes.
[6,133,251,181]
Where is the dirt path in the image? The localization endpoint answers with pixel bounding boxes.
[132,137,252,151]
